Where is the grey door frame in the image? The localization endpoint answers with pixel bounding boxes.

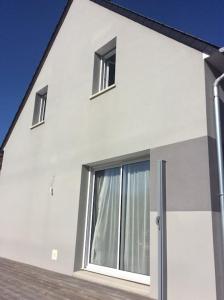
[156,160,167,300]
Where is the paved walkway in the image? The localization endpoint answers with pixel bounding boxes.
[0,257,151,300]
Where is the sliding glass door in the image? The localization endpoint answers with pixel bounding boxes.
[86,160,150,283]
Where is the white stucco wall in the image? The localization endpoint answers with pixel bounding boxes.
[0,1,217,299]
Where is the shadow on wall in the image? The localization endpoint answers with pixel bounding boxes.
[208,137,224,300]
[74,166,89,272]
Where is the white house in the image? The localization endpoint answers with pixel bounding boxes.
[0,0,224,299]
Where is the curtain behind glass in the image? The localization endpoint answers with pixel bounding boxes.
[90,167,120,268]
[120,161,150,275]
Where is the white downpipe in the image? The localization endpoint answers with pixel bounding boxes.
[213,73,224,259]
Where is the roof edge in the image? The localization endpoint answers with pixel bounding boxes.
[0,0,73,150]
[90,0,218,55]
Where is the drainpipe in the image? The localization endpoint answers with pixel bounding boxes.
[213,73,224,256]
[157,160,167,300]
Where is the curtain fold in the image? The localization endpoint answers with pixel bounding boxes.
[120,161,150,275]
[90,167,120,268]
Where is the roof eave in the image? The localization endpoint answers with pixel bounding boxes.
[90,0,218,55]
[206,51,224,74]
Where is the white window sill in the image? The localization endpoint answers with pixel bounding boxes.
[30,120,45,130]
[84,264,150,285]
[90,84,116,100]
[73,270,150,297]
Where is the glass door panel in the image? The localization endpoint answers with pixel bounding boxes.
[120,161,150,275]
[90,167,121,268]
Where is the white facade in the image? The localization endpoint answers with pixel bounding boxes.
[0,1,222,299]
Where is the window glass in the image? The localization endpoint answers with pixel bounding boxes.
[120,161,150,275]
[107,53,116,87]
[32,88,47,126]
[100,50,116,90]
[90,167,120,268]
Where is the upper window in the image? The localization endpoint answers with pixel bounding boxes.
[92,38,116,95]
[85,160,150,284]
[32,86,48,126]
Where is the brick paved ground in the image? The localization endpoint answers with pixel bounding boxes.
[0,257,151,300]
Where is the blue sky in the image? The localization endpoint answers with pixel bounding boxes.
[0,0,223,145]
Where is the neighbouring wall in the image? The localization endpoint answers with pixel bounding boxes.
[205,61,224,300]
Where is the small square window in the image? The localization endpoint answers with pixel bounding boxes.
[98,49,116,91]
[32,86,48,126]
[92,38,116,95]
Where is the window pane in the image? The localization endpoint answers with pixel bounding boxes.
[40,94,47,122]
[32,94,41,125]
[107,54,116,86]
[120,161,150,275]
[90,167,120,268]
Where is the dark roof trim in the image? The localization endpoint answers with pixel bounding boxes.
[1,0,219,150]
[90,0,218,55]
[0,150,4,171]
[0,0,73,150]
[206,51,224,74]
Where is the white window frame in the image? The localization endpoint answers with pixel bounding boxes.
[38,93,47,123]
[83,159,150,285]
[91,38,117,98]
[98,48,116,92]
[31,87,47,128]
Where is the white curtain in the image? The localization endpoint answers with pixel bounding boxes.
[120,161,150,275]
[90,167,120,268]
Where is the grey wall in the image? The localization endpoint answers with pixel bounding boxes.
[150,136,216,299]
[0,0,217,299]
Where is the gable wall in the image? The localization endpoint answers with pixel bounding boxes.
[3,0,208,160]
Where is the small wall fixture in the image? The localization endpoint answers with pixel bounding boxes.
[51,249,58,261]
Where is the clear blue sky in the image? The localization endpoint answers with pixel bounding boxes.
[0,0,223,145]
